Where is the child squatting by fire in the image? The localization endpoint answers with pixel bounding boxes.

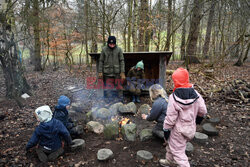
[159,68,207,167]
[26,105,73,163]
[141,84,168,140]
[53,95,83,137]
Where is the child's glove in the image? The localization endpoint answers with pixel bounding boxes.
[164,129,171,141]
[196,116,204,124]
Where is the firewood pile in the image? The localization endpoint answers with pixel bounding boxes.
[223,79,250,103]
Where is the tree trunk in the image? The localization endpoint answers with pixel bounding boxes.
[0,13,31,106]
[138,0,148,51]
[32,0,42,71]
[185,0,203,68]
[202,0,216,59]
[180,0,189,60]
[132,0,139,52]
[102,0,106,46]
[127,0,133,52]
[123,27,127,52]
[90,0,98,53]
[171,0,176,60]
[234,37,250,66]
[164,0,172,51]
[85,0,89,65]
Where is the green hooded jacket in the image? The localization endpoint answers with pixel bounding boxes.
[98,45,125,77]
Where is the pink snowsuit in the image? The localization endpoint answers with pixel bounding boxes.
[163,88,207,167]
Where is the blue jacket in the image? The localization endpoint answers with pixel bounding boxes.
[147,96,168,123]
[26,118,72,151]
[53,105,73,129]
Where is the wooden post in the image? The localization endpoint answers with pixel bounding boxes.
[95,56,104,97]
[159,55,166,90]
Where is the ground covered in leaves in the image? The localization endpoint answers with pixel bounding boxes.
[0,61,249,167]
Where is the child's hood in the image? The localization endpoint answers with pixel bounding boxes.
[38,119,57,132]
[173,88,199,106]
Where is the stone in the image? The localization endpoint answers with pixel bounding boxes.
[202,123,219,136]
[207,117,221,125]
[70,139,85,151]
[86,111,93,122]
[194,132,208,144]
[73,125,84,135]
[139,129,153,141]
[21,93,30,99]
[138,104,151,115]
[71,102,84,112]
[185,142,194,153]
[90,107,98,120]
[104,122,119,140]
[119,102,137,114]
[68,110,86,123]
[136,150,153,161]
[96,108,112,120]
[121,123,137,141]
[86,121,104,134]
[67,86,76,91]
[97,148,114,161]
[109,102,123,116]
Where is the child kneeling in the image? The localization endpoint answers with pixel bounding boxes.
[26,105,72,162]
[53,95,83,136]
[141,84,168,140]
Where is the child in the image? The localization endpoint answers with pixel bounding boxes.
[160,68,207,167]
[26,105,72,162]
[141,84,168,140]
[127,60,146,103]
[53,95,83,136]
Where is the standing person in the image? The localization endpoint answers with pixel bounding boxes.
[26,105,72,163]
[127,60,145,103]
[141,84,168,139]
[159,68,207,167]
[98,36,125,103]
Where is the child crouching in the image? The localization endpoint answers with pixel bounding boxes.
[26,105,72,162]
[141,84,168,140]
[53,95,83,137]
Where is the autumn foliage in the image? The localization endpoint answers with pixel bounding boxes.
[40,5,82,64]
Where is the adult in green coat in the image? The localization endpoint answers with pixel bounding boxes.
[98,36,125,102]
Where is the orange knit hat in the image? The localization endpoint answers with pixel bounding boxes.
[172,68,193,91]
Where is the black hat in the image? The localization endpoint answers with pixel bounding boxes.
[107,36,116,44]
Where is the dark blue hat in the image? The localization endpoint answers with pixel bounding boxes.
[107,36,116,44]
[58,95,70,107]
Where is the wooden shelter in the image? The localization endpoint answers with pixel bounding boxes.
[89,51,172,96]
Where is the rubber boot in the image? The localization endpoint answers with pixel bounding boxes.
[36,148,48,163]
[132,96,136,103]
[48,147,64,161]
[135,96,141,103]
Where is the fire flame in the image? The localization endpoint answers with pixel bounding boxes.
[119,118,131,126]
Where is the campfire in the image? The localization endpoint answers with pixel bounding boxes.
[119,117,131,127]
[110,116,132,141]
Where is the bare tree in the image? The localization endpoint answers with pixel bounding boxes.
[185,0,203,68]
[180,0,189,60]
[202,0,216,59]
[0,1,30,106]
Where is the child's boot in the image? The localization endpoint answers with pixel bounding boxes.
[132,95,136,102]
[48,147,64,161]
[135,96,141,103]
[159,159,177,167]
[36,148,48,163]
